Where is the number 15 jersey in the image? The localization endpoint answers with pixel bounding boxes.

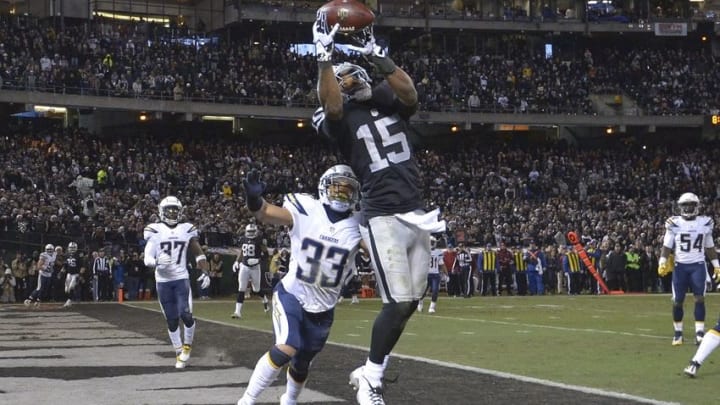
[282,193,362,313]
[317,82,423,219]
[663,215,715,264]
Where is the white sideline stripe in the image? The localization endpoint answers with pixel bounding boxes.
[128,303,676,404]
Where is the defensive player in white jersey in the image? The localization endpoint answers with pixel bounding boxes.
[657,192,720,347]
[24,244,56,307]
[143,196,210,369]
[237,165,362,405]
[417,236,447,314]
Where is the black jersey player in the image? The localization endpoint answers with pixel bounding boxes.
[312,13,445,405]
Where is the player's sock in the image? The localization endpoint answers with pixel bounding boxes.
[417,300,423,312]
[692,329,720,364]
[184,322,195,346]
[243,347,291,400]
[284,369,306,401]
[694,303,705,325]
[382,355,390,371]
[236,302,243,314]
[695,321,705,335]
[168,328,182,353]
[363,358,384,387]
[673,321,683,335]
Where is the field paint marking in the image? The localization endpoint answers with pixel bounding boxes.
[129,303,677,405]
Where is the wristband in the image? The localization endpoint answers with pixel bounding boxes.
[658,257,667,266]
[712,259,719,268]
[370,55,396,75]
[195,254,207,265]
[247,196,264,212]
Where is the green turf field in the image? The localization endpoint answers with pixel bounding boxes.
[130,294,718,404]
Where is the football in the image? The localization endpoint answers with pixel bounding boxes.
[319,0,375,34]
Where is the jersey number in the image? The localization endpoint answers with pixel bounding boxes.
[242,243,257,258]
[160,241,186,264]
[679,233,704,253]
[297,238,350,287]
[357,116,410,173]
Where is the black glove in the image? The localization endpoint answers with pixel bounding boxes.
[243,169,266,212]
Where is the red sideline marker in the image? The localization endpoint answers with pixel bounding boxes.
[566,232,615,295]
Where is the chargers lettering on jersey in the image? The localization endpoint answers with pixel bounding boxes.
[319,235,339,243]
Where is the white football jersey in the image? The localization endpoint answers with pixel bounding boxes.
[663,215,715,264]
[38,252,56,277]
[281,193,362,313]
[429,249,444,274]
[144,222,199,282]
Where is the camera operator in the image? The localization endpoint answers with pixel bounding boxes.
[1,268,17,303]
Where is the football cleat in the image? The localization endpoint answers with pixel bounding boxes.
[24,299,32,307]
[231,312,242,319]
[279,393,296,405]
[236,396,252,405]
[428,308,436,314]
[175,356,186,369]
[354,374,385,405]
[178,344,191,362]
[672,335,683,346]
[696,331,705,345]
[63,299,72,308]
[684,361,700,377]
[351,297,359,304]
[416,304,423,312]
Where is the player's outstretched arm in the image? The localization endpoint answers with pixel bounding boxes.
[348,26,417,108]
[189,238,209,273]
[242,169,293,227]
[313,10,343,120]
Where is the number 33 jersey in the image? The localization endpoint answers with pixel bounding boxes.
[144,222,198,282]
[282,193,362,313]
[663,215,715,264]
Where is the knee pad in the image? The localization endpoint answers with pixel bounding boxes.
[237,291,245,303]
[167,318,180,332]
[180,311,194,328]
[269,346,292,369]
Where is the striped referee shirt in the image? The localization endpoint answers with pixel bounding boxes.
[93,256,109,275]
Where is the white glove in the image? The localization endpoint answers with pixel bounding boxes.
[197,273,211,289]
[157,252,173,266]
[347,26,396,75]
[312,11,339,63]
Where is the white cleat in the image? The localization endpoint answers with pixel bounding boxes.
[63,299,72,308]
[231,312,242,319]
[279,393,296,405]
[175,357,186,369]
[24,299,32,307]
[349,366,363,389]
[178,344,191,363]
[355,373,385,405]
[236,395,253,405]
[684,361,700,377]
[428,308,436,313]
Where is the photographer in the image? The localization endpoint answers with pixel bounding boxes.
[1,268,17,303]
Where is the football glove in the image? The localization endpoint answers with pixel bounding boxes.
[347,26,396,75]
[197,272,211,289]
[657,257,671,277]
[312,11,339,63]
[157,252,174,267]
[243,169,266,212]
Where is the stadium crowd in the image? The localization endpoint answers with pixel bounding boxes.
[0,15,718,115]
[1,125,719,301]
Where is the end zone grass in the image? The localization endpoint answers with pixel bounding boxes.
[131,294,716,404]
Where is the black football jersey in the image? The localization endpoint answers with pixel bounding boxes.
[65,253,81,275]
[239,237,264,266]
[321,82,423,219]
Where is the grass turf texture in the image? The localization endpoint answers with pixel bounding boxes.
[130,294,717,404]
